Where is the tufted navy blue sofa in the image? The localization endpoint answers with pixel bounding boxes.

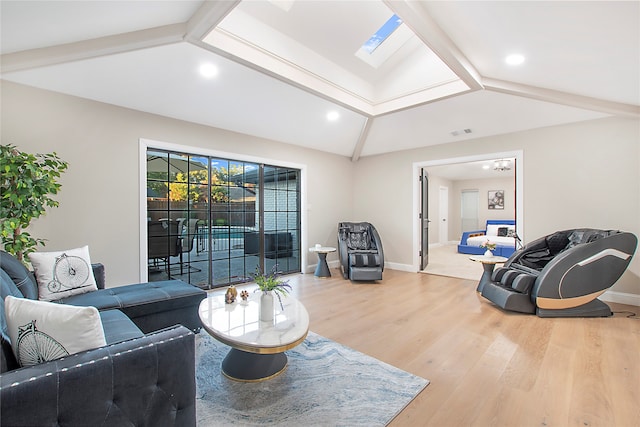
[0,250,206,426]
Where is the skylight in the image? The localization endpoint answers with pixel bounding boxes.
[361,14,403,54]
[355,14,413,70]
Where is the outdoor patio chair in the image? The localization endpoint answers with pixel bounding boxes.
[148,220,181,277]
[177,218,202,274]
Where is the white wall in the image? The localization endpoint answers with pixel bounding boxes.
[353,116,640,296]
[1,81,353,286]
[3,81,639,299]
[450,176,515,240]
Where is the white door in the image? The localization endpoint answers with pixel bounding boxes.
[439,186,448,243]
[461,190,479,232]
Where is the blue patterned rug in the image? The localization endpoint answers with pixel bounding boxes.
[195,331,429,426]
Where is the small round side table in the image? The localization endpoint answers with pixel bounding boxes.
[469,255,508,293]
[309,246,336,277]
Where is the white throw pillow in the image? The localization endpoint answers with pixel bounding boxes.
[486,224,514,237]
[28,246,98,301]
[4,295,106,367]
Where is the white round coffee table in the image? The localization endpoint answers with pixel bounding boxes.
[198,290,309,382]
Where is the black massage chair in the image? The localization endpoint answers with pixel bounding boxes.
[481,228,637,317]
[338,222,384,281]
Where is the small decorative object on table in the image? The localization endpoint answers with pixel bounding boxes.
[225,285,237,304]
[240,290,249,302]
[480,240,497,257]
[249,265,291,322]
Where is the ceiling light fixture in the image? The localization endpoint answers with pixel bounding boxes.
[327,111,339,121]
[199,63,218,78]
[494,159,511,171]
[505,54,525,66]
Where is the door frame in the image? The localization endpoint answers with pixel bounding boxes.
[412,150,524,272]
[138,138,308,283]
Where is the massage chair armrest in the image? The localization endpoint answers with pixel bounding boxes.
[1,325,196,426]
[369,225,384,271]
[92,263,105,289]
[337,232,349,279]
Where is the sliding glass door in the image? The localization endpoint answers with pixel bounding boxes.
[146,149,300,289]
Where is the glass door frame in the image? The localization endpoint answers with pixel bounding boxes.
[138,138,308,284]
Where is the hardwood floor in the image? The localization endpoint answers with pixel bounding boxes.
[280,268,640,426]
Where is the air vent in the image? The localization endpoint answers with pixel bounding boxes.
[450,128,472,136]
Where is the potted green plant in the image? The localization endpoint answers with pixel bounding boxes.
[0,144,68,264]
[249,265,291,321]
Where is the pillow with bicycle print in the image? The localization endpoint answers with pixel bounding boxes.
[28,245,98,302]
[4,295,106,367]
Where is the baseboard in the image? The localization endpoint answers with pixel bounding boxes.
[384,262,415,272]
[601,290,640,307]
[305,261,415,274]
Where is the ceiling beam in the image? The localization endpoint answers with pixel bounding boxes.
[384,0,483,92]
[184,0,241,42]
[0,24,186,74]
[484,78,640,118]
[1,0,242,75]
[351,117,374,162]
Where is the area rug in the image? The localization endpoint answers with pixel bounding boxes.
[195,331,429,426]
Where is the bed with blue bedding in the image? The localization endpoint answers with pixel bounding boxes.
[458,219,517,257]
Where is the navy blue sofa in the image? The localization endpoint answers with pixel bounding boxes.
[0,250,206,426]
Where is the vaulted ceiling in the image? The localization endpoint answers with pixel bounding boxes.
[1,1,638,161]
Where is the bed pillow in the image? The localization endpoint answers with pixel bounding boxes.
[28,246,98,302]
[4,295,106,367]
[486,224,515,237]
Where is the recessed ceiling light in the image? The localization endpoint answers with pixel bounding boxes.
[199,63,218,78]
[482,164,490,170]
[505,54,525,66]
[327,111,339,121]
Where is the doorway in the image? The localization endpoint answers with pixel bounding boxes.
[413,151,523,274]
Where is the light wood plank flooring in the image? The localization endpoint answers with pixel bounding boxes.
[278,268,640,426]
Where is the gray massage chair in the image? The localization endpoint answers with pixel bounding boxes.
[481,228,637,317]
[338,222,384,281]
